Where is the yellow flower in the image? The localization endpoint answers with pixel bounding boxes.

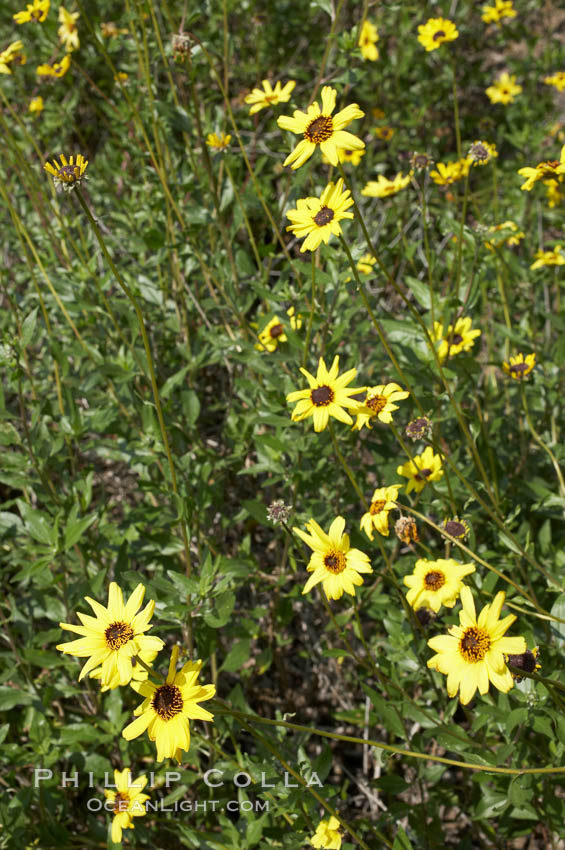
[502,353,536,379]
[486,71,522,104]
[530,245,565,269]
[353,383,410,430]
[518,145,565,190]
[338,147,365,165]
[13,0,49,24]
[545,178,563,207]
[44,153,88,191]
[431,316,481,362]
[485,220,524,250]
[277,85,364,169]
[28,95,44,113]
[285,178,354,252]
[286,355,364,432]
[0,40,25,74]
[360,486,400,540]
[206,132,231,151]
[544,71,565,92]
[373,125,394,140]
[468,140,498,166]
[90,647,159,692]
[430,158,471,185]
[255,307,301,352]
[122,646,215,762]
[404,558,476,613]
[245,79,296,114]
[311,815,342,849]
[481,0,516,24]
[358,19,379,61]
[101,21,128,37]
[56,582,164,688]
[427,587,526,704]
[37,54,71,77]
[396,446,443,494]
[58,7,79,51]
[356,253,376,274]
[361,172,411,197]
[104,769,150,843]
[417,17,459,51]
[294,516,372,600]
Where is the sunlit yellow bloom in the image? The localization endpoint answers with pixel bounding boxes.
[13,0,49,24]
[353,383,409,430]
[359,19,379,61]
[37,54,71,77]
[277,85,364,169]
[481,0,516,23]
[430,158,471,185]
[104,769,150,844]
[502,353,536,379]
[255,307,301,352]
[361,172,411,197]
[58,7,79,51]
[545,178,563,207]
[486,71,522,104]
[544,71,565,92]
[286,355,364,432]
[0,40,25,74]
[427,587,526,705]
[356,253,377,274]
[114,72,128,83]
[468,140,498,166]
[417,17,458,51]
[28,95,44,113]
[396,446,443,494]
[485,220,524,250]
[311,815,342,849]
[122,646,215,763]
[294,516,372,600]
[56,582,164,688]
[206,132,231,151]
[360,486,400,540]
[44,153,88,190]
[338,147,365,165]
[285,178,354,252]
[404,558,475,613]
[518,145,565,190]
[101,21,128,37]
[530,245,565,269]
[245,79,295,114]
[431,317,481,362]
[91,647,158,692]
[373,125,395,140]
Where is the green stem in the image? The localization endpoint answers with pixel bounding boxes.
[520,384,565,501]
[303,251,318,367]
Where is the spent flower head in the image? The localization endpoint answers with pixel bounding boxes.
[267,500,292,525]
[395,516,419,544]
[405,416,431,442]
[277,85,364,169]
[441,517,470,540]
[505,647,541,681]
[468,140,497,165]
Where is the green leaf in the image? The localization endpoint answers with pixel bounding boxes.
[21,307,38,348]
[0,686,34,710]
[221,639,251,672]
[16,500,57,547]
[64,511,96,550]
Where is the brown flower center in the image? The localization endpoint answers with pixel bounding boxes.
[152,683,184,720]
[57,165,81,182]
[305,115,334,144]
[415,467,432,481]
[311,385,334,407]
[424,570,445,591]
[105,621,134,651]
[113,791,130,812]
[269,323,284,338]
[366,394,387,414]
[460,626,490,663]
[509,362,529,376]
[433,29,446,40]
[314,206,335,227]
[323,549,346,574]
[370,499,387,515]
[449,333,463,346]
[444,520,467,538]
